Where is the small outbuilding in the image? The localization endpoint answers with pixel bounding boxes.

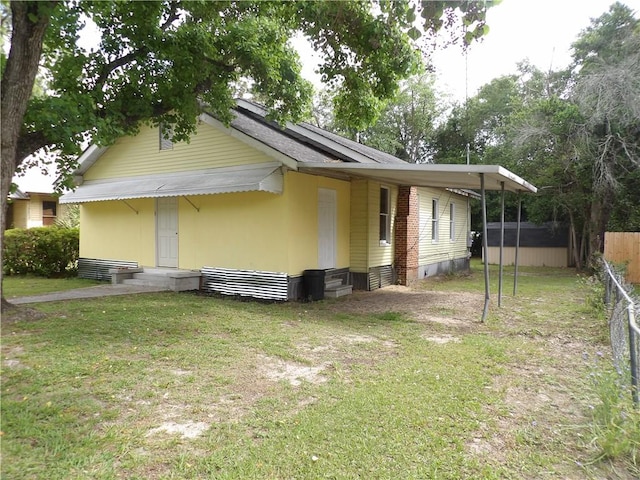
[6,189,68,230]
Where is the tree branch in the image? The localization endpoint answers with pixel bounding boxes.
[94,48,148,90]
[161,1,180,31]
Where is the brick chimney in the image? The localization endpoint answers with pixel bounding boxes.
[394,186,419,285]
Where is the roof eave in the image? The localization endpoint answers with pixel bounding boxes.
[297,162,537,193]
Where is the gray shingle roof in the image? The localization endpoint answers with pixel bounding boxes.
[233,99,407,165]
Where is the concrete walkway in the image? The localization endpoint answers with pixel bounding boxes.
[10,284,170,305]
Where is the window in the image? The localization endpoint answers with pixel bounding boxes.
[431,198,439,242]
[379,187,390,244]
[449,202,455,242]
[42,201,57,226]
[159,123,174,150]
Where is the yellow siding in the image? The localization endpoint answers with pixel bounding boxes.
[84,122,274,181]
[349,180,397,271]
[486,247,569,267]
[367,182,396,269]
[9,193,66,228]
[349,179,369,272]
[284,172,351,274]
[80,199,156,265]
[11,201,28,229]
[178,192,289,271]
[417,188,469,265]
[79,171,350,275]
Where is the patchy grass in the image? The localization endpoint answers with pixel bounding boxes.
[1,266,637,479]
[3,275,102,298]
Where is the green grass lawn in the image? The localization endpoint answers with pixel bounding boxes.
[3,275,102,298]
[2,266,638,479]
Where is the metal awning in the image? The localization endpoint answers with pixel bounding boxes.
[298,163,537,193]
[59,163,283,204]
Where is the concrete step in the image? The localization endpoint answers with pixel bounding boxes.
[113,268,201,292]
[324,284,353,298]
[325,278,343,289]
[132,273,172,282]
[122,278,170,288]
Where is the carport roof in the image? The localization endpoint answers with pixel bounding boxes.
[297,162,537,193]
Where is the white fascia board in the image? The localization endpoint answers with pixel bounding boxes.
[297,162,537,193]
[199,113,299,171]
[74,145,109,176]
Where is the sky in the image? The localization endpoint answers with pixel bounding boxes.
[430,0,640,102]
[14,0,640,192]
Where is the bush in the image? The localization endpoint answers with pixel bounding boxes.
[3,227,79,277]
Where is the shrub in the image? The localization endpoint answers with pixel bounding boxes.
[3,227,79,277]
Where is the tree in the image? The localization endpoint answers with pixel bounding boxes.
[512,2,640,266]
[357,74,442,163]
[1,0,495,308]
[431,3,639,268]
[570,2,640,258]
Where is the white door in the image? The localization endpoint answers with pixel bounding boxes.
[318,188,337,269]
[157,197,178,267]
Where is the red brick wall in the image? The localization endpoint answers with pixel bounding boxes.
[394,186,419,285]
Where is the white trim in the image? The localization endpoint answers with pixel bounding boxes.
[431,198,439,244]
[317,188,337,269]
[379,186,391,244]
[298,162,537,193]
[449,202,456,242]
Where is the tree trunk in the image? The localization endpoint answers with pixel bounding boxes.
[587,189,613,269]
[568,212,581,269]
[0,2,55,310]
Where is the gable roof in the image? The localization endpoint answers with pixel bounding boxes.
[66,99,537,201]
[9,189,30,200]
[234,100,404,165]
[231,101,535,193]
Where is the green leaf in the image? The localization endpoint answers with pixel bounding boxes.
[408,27,421,41]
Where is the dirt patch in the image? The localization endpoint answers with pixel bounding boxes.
[1,304,47,323]
[422,334,461,344]
[330,287,483,329]
[257,354,328,386]
[146,421,209,439]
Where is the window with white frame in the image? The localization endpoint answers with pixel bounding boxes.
[159,123,174,150]
[449,202,455,241]
[431,198,439,242]
[379,187,391,244]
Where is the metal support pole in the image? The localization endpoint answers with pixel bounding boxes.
[498,181,505,307]
[628,305,639,406]
[481,174,490,322]
[513,191,522,296]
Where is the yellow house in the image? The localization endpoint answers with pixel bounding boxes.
[61,100,535,300]
[6,190,68,229]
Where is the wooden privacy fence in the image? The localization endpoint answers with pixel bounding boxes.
[604,232,640,284]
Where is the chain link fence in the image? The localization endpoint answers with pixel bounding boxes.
[603,260,639,406]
